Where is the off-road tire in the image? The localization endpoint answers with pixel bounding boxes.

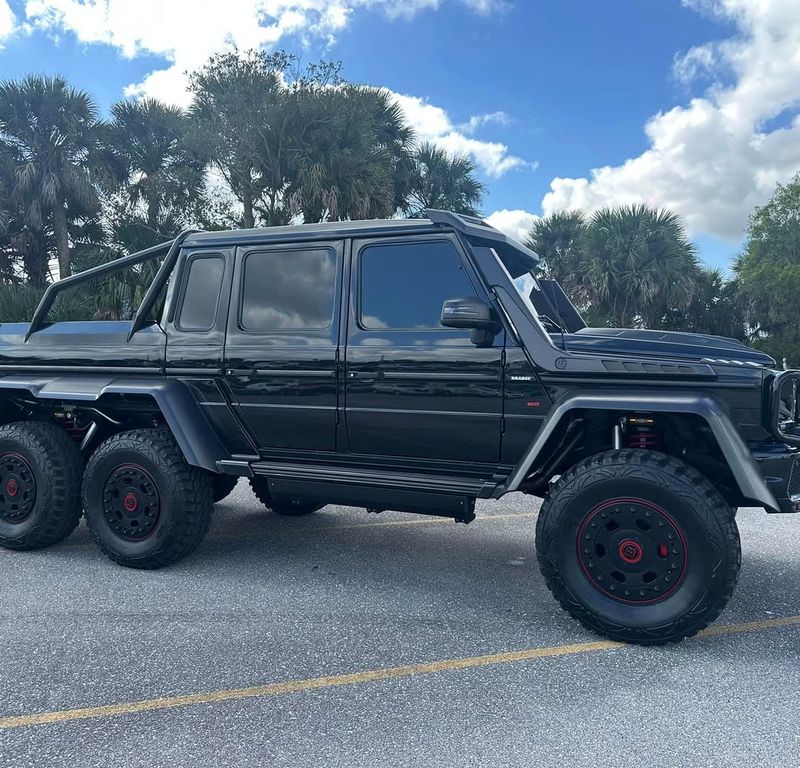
[0,421,82,550]
[249,477,323,516]
[83,429,213,569]
[536,449,740,645]
[211,474,238,503]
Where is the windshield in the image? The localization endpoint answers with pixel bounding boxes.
[487,248,567,333]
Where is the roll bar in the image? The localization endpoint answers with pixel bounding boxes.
[25,229,200,342]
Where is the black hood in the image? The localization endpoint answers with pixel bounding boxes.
[554,327,775,367]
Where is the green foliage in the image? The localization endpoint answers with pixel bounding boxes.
[527,210,586,297]
[187,50,295,228]
[661,268,745,339]
[0,282,92,323]
[581,205,700,328]
[527,205,704,330]
[0,75,101,278]
[100,98,206,235]
[187,51,419,226]
[288,85,414,222]
[404,142,485,218]
[734,173,800,366]
[0,51,485,294]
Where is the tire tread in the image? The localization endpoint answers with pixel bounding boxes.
[535,449,741,646]
[0,421,82,550]
[83,429,213,569]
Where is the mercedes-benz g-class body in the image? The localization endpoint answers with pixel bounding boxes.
[0,211,797,644]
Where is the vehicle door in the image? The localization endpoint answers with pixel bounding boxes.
[344,234,504,464]
[161,245,261,457]
[224,241,343,453]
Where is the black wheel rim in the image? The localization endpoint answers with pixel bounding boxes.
[102,464,161,541]
[0,452,36,524]
[577,497,688,604]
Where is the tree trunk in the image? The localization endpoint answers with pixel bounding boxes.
[52,203,71,279]
[242,188,255,229]
[147,196,159,231]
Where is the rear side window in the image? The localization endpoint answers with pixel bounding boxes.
[359,240,476,330]
[176,255,224,332]
[240,248,337,331]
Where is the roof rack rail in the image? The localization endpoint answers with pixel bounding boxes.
[425,208,539,263]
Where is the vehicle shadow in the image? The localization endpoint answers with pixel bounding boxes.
[19,500,800,648]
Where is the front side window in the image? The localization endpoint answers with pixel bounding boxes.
[176,255,224,331]
[241,248,337,331]
[359,240,476,330]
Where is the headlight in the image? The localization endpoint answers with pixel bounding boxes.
[772,371,800,444]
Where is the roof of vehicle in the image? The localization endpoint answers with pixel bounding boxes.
[184,217,436,247]
[182,209,540,263]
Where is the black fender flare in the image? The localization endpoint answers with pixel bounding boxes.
[0,375,229,473]
[498,390,779,511]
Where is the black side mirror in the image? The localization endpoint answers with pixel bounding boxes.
[441,297,500,347]
[440,297,497,329]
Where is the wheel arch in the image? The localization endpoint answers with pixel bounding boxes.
[0,375,229,473]
[499,390,779,512]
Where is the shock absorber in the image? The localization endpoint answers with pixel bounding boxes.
[625,415,660,450]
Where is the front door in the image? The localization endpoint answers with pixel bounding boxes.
[224,241,343,453]
[344,235,504,464]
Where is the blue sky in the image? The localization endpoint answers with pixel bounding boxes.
[1,0,799,271]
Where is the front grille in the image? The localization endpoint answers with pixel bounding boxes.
[789,458,800,500]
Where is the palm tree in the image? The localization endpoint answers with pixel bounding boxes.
[0,75,100,278]
[661,267,745,338]
[101,98,205,234]
[188,50,286,229]
[404,142,485,218]
[526,210,587,299]
[580,204,699,328]
[288,85,413,222]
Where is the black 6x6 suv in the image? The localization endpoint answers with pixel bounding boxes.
[0,210,797,645]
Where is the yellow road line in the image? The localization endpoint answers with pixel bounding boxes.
[2,614,799,731]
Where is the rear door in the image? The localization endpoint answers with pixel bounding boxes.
[224,241,343,453]
[344,234,504,464]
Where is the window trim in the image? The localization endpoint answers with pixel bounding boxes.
[237,246,338,334]
[174,252,225,333]
[356,237,479,332]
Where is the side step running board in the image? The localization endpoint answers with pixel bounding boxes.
[249,460,499,497]
[227,460,507,523]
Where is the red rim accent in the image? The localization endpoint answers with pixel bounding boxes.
[102,463,160,541]
[577,497,689,605]
[618,539,643,564]
[0,451,37,524]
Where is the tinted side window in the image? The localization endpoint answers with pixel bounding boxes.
[241,248,337,331]
[176,255,224,332]
[359,240,476,330]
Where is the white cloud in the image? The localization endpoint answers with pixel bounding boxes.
[541,0,800,241]
[19,0,530,180]
[459,110,511,134]
[382,0,506,19]
[0,0,16,42]
[486,208,539,242]
[22,0,506,103]
[390,92,533,178]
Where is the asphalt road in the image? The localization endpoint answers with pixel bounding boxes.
[1,484,799,768]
